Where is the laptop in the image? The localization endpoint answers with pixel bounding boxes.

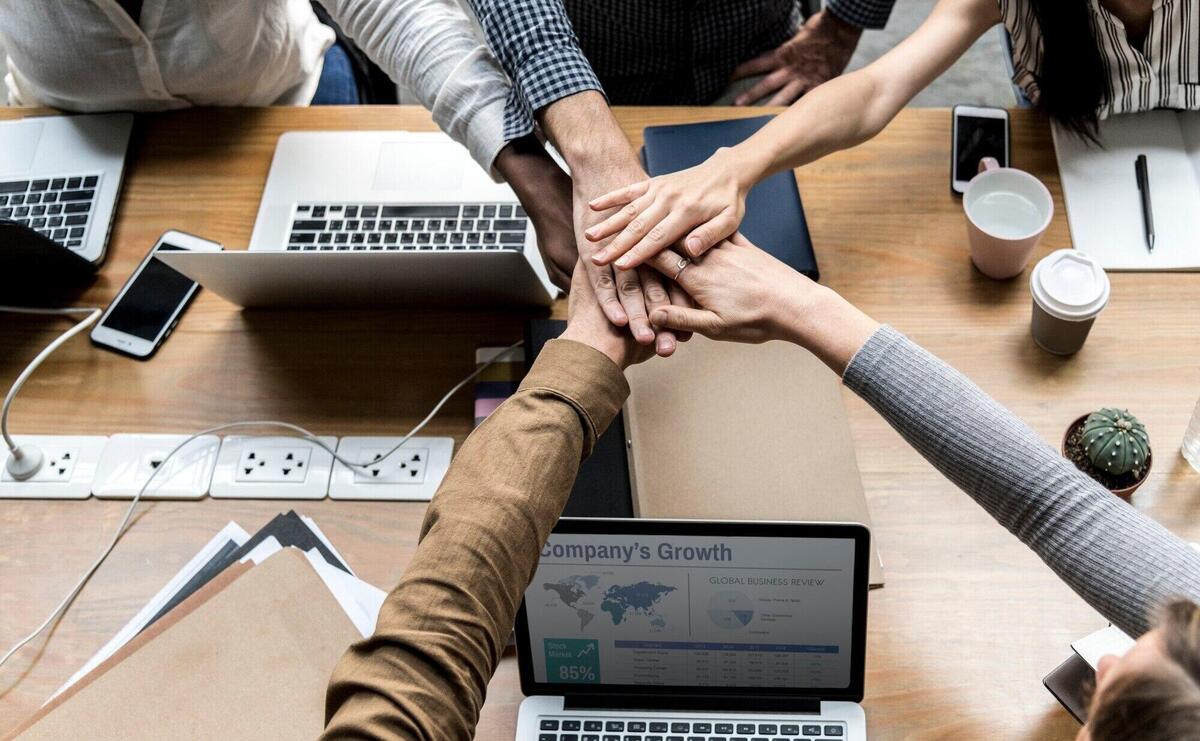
[157,131,557,308]
[516,518,870,740]
[0,113,133,265]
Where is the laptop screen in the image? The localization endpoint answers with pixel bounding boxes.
[516,519,869,704]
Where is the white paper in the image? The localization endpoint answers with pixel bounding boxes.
[52,522,251,699]
[1053,112,1200,271]
[300,515,355,577]
[1072,625,1136,670]
[239,536,283,565]
[303,548,386,637]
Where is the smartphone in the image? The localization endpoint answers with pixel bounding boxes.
[951,105,1010,196]
[91,230,222,358]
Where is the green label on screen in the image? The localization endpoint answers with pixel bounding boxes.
[544,638,600,683]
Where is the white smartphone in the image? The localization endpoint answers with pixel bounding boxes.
[91,230,222,358]
[951,105,1010,196]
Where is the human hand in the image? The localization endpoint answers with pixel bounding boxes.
[730,9,862,106]
[583,146,752,270]
[644,234,880,373]
[573,157,687,357]
[493,136,576,289]
[561,259,657,370]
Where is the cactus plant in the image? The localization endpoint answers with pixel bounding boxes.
[1082,408,1151,478]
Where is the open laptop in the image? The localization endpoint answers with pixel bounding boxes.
[517,518,870,740]
[0,113,133,265]
[158,131,557,308]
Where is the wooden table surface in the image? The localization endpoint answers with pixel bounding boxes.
[2,105,1198,739]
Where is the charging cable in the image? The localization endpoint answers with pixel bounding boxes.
[1,306,103,480]
[0,339,524,670]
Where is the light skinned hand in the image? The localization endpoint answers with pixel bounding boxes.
[573,161,684,357]
[730,9,861,107]
[642,234,880,374]
[560,259,657,370]
[584,146,750,271]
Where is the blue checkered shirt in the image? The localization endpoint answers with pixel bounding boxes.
[467,0,895,141]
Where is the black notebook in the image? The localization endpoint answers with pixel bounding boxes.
[525,319,634,518]
[641,115,818,281]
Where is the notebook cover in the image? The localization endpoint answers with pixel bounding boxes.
[11,550,359,741]
[624,337,883,586]
[641,116,818,280]
[525,319,634,518]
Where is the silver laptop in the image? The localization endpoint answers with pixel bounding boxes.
[0,113,133,264]
[516,519,870,740]
[158,131,557,308]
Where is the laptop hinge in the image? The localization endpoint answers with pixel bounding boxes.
[563,694,822,715]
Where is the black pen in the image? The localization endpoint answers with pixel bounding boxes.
[1135,154,1155,253]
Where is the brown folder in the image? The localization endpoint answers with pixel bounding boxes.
[624,337,883,586]
[10,549,359,740]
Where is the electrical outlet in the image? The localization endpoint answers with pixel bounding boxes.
[209,435,336,499]
[0,435,108,499]
[234,446,312,483]
[92,434,220,500]
[352,447,427,484]
[329,436,453,501]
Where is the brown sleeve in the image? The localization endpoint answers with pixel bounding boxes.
[322,339,629,740]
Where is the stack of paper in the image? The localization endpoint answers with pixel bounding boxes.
[7,512,385,741]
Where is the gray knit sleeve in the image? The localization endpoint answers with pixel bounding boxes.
[842,325,1200,636]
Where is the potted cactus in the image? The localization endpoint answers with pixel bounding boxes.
[1062,408,1152,499]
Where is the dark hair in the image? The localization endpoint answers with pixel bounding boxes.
[1089,600,1200,740]
[1027,0,1108,142]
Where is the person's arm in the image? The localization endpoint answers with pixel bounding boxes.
[323,0,579,288]
[463,0,685,354]
[729,0,898,107]
[584,0,999,269]
[322,266,650,740]
[644,238,1200,639]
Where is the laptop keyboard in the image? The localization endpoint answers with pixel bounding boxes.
[0,174,99,252]
[537,718,846,741]
[285,202,529,252]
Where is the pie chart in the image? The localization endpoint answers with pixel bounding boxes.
[707,591,754,630]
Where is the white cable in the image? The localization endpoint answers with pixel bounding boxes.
[0,339,524,670]
[1,306,103,453]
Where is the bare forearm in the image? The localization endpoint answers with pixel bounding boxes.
[732,0,999,184]
[734,68,896,183]
[539,91,642,173]
[776,281,881,376]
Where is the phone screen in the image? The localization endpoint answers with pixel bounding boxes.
[955,115,1007,182]
[99,244,196,341]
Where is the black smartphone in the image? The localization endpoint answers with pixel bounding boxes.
[951,105,1010,196]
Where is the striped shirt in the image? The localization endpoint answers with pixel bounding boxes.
[1001,0,1200,117]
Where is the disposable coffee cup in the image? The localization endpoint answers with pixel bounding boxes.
[1029,249,1110,355]
[964,158,1054,279]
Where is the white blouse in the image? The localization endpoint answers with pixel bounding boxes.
[1000,0,1200,117]
[0,0,510,172]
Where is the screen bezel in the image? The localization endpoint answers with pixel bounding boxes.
[90,230,221,358]
[516,518,871,705]
[951,105,1010,195]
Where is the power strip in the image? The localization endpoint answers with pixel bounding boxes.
[1,433,455,501]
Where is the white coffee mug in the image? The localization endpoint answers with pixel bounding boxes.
[964,158,1054,279]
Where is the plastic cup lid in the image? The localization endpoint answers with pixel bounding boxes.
[1030,249,1110,321]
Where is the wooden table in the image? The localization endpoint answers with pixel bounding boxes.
[2,106,1198,739]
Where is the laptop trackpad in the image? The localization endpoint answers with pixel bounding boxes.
[373,141,464,193]
[0,121,43,176]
